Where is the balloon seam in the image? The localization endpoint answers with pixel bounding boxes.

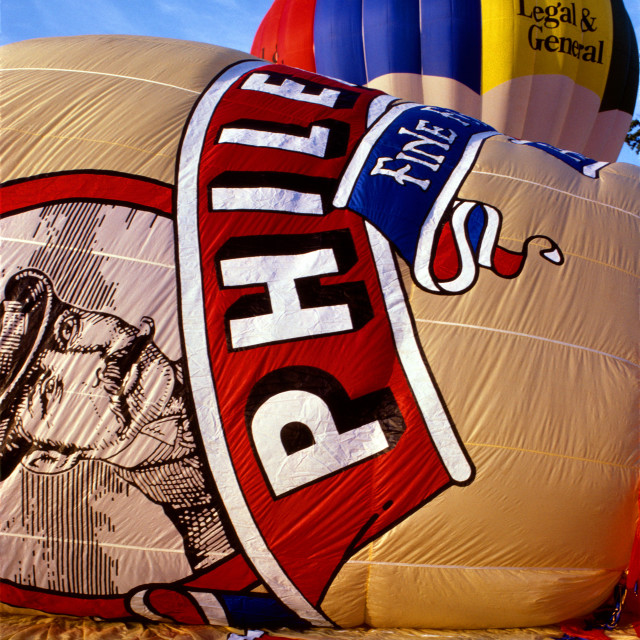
[417,318,639,369]
[0,67,202,94]
[472,170,640,219]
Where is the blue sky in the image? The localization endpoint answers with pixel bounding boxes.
[0,0,274,53]
[1,0,638,165]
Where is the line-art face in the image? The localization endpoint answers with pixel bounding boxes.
[1,271,186,476]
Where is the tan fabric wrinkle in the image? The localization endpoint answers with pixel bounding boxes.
[471,169,639,219]
[464,441,638,470]
[498,235,639,279]
[0,67,201,94]
[0,125,173,158]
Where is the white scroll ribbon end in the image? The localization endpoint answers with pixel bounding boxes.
[541,248,562,264]
[538,238,564,266]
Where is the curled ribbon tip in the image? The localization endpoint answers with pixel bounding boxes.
[542,247,563,264]
[415,201,564,294]
[536,237,564,265]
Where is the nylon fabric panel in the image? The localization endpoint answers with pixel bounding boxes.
[368,72,483,119]
[0,69,190,184]
[553,80,605,154]
[2,35,253,94]
[252,0,317,68]
[455,140,638,367]
[419,0,482,94]
[251,0,638,157]
[251,0,287,63]
[586,0,638,157]
[584,108,636,159]
[573,0,615,99]
[323,333,637,625]
[480,0,613,98]
[275,0,317,70]
[479,76,605,154]
[355,564,621,628]
[477,0,626,156]
[1,34,638,631]
[313,0,367,85]
[377,429,637,569]
[361,0,422,80]
[599,0,638,113]
[0,36,256,184]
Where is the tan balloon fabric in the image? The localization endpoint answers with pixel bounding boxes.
[0,35,638,630]
[325,138,639,627]
[322,140,639,627]
[0,36,257,185]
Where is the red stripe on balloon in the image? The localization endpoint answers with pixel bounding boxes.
[0,580,131,619]
[278,0,317,71]
[251,0,287,62]
[251,0,317,71]
[432,221,528,283]
[184,552,258,591]
[0,172,173,217]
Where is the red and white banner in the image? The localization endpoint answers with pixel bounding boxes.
[176,61,474,624]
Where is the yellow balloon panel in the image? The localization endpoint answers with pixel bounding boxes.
[481,0,613,97]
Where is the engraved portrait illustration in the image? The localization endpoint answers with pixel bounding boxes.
[0,200,232,595]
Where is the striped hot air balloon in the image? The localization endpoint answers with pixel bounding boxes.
[252,0,639,161]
